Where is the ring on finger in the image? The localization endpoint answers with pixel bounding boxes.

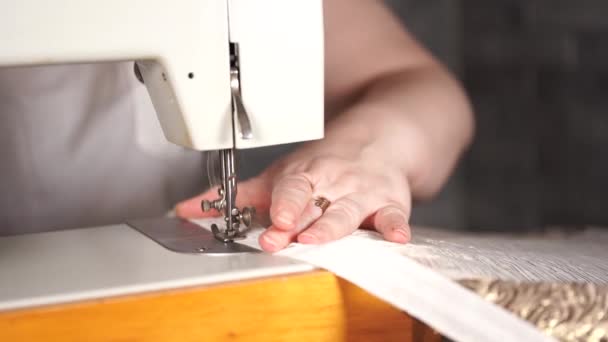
[313,196,331,214]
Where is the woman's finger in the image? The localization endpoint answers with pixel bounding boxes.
[372,205,411,243]
[269,173,314,231]
[298,193,373,244]
[259,200,324,252]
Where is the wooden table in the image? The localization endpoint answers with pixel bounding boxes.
[0,270,439,341]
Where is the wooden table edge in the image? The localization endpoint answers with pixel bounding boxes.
[0,270,440,341]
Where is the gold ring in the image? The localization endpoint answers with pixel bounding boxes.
[313,196,331,213]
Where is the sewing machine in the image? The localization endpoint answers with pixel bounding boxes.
[0,0,324,242]
[0,1,435,340]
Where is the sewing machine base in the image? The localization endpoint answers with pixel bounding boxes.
[127,217,257,254]
[0,222,314,312]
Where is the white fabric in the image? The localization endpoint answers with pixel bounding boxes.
[193,218,553,342]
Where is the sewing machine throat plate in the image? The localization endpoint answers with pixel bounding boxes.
[127,218,259,254]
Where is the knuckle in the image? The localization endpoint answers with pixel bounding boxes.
[307,156,349,174]
[310,223,332,239]
[287,173,313,190]
[382,205,406,216]
[376,204,410,229]
[340,170,392,194]
[272,174,311,199]
[338,171,362,189]
[384,201,410,217]
[332,197,364,227]
[271,196,302,216]
[313,219,346,241]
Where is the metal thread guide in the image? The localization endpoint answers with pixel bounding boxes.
[202,42,255,243]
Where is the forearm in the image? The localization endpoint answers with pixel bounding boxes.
[325,64,474,200]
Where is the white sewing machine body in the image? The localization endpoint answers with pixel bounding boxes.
[1,0,324,237]
[0,0,324,150]
[0,0,324,310]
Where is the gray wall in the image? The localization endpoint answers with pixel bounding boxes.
[462,0,608,230]
[241,0,608,231]
[376,0,608,231]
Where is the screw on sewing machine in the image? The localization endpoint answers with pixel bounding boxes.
[202,199,223,212]
[240,207,255,227]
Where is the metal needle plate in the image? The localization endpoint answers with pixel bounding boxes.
[127,218,259,254]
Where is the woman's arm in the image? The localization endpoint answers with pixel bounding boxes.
[323,0,474,199]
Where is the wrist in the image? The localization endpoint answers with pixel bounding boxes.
[324,104,433,196]
[342,67,472,200]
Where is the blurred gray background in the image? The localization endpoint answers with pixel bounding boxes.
[240,0,608,232]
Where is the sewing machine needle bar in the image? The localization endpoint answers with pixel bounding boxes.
[205,43,256,243]
[223,149,236,238]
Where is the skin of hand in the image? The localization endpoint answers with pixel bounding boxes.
[175,0,474,252]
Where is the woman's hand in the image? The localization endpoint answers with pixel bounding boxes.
[175,118,414,252]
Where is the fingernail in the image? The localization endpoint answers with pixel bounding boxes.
[298,233,319,244]
[262,234,279,249]
[393,228,410,243]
